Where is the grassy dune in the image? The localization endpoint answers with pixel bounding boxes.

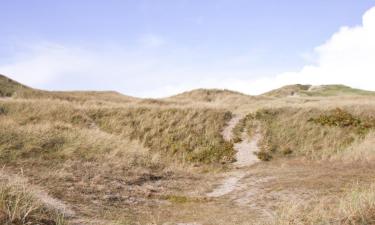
[88,106,233,163]
[1,75,375,224]
[235,107,375,161]
[0,98,233,164]
[263,84,375,97]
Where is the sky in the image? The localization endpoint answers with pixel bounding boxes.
[0,0,375,97]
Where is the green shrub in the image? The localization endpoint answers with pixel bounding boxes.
[309,108,375,135]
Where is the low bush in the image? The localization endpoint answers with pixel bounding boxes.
[309,108,375,135]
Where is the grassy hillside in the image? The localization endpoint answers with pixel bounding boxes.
[88,107,233,163]
[0,99,233,164]
[0,75,137,104]
[263,84,375,97]
[165,88,256,107]
[168,89,246,101]
[16,90,138,104]
[1,74,375,224]
[0,75,30,97]
[237,107,375,161]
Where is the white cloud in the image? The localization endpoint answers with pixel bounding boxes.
[267,6,375,92]
[204,5,375,95]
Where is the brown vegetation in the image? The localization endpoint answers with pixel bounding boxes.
[1,74,375,224]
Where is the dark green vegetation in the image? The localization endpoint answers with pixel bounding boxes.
[309,108,375,135]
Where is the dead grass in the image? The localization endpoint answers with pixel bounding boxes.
[2,75,375,224]
[244,107,375,161]
[0,93,235,224]
[87,106,234,163]
[0,98,234,164]
[0,178,66,225]
[0,75,30,97]
[263,84,375,98]
[270,183,375,225]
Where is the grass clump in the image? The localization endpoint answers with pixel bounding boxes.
[255,151,272,161]
[270,183,375,225]
[164,195,207,204]
[0,181,66,225]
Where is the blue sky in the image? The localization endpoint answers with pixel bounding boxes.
[1,0,375,97]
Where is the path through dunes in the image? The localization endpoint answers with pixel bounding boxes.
[167,115,267,225]
[208,115,261,197]
[2,74,375,224]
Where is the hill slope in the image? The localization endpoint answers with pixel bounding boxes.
[1,74,375,224]
[165,88,257,107]
[0,74,138,103]
[263,84,375,97]
[0,74,31,97]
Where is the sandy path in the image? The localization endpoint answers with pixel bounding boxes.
[221,115,242,141]
[207,116,261,198]
[234,129,261,167]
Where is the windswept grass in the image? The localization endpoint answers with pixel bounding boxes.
[270,183,375,225]
[263,84,375,98]
[0,99,234,164]
[244,107,375,161]
[2,74,375,224]
[88,107,234,163]
[0,179,66,225]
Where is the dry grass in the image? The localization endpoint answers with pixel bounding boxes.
[0,97,234,164]
[263,84,375,98]
[0,91,235,224]
[0,177,66,225]
[87,106,233,163]
[2,74,375,224]
[270,183,375,225]
[241,107,375,161]
[335,131,375,162]
[0,75,30,97]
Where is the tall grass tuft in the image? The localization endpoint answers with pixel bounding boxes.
[0,181,66,225]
